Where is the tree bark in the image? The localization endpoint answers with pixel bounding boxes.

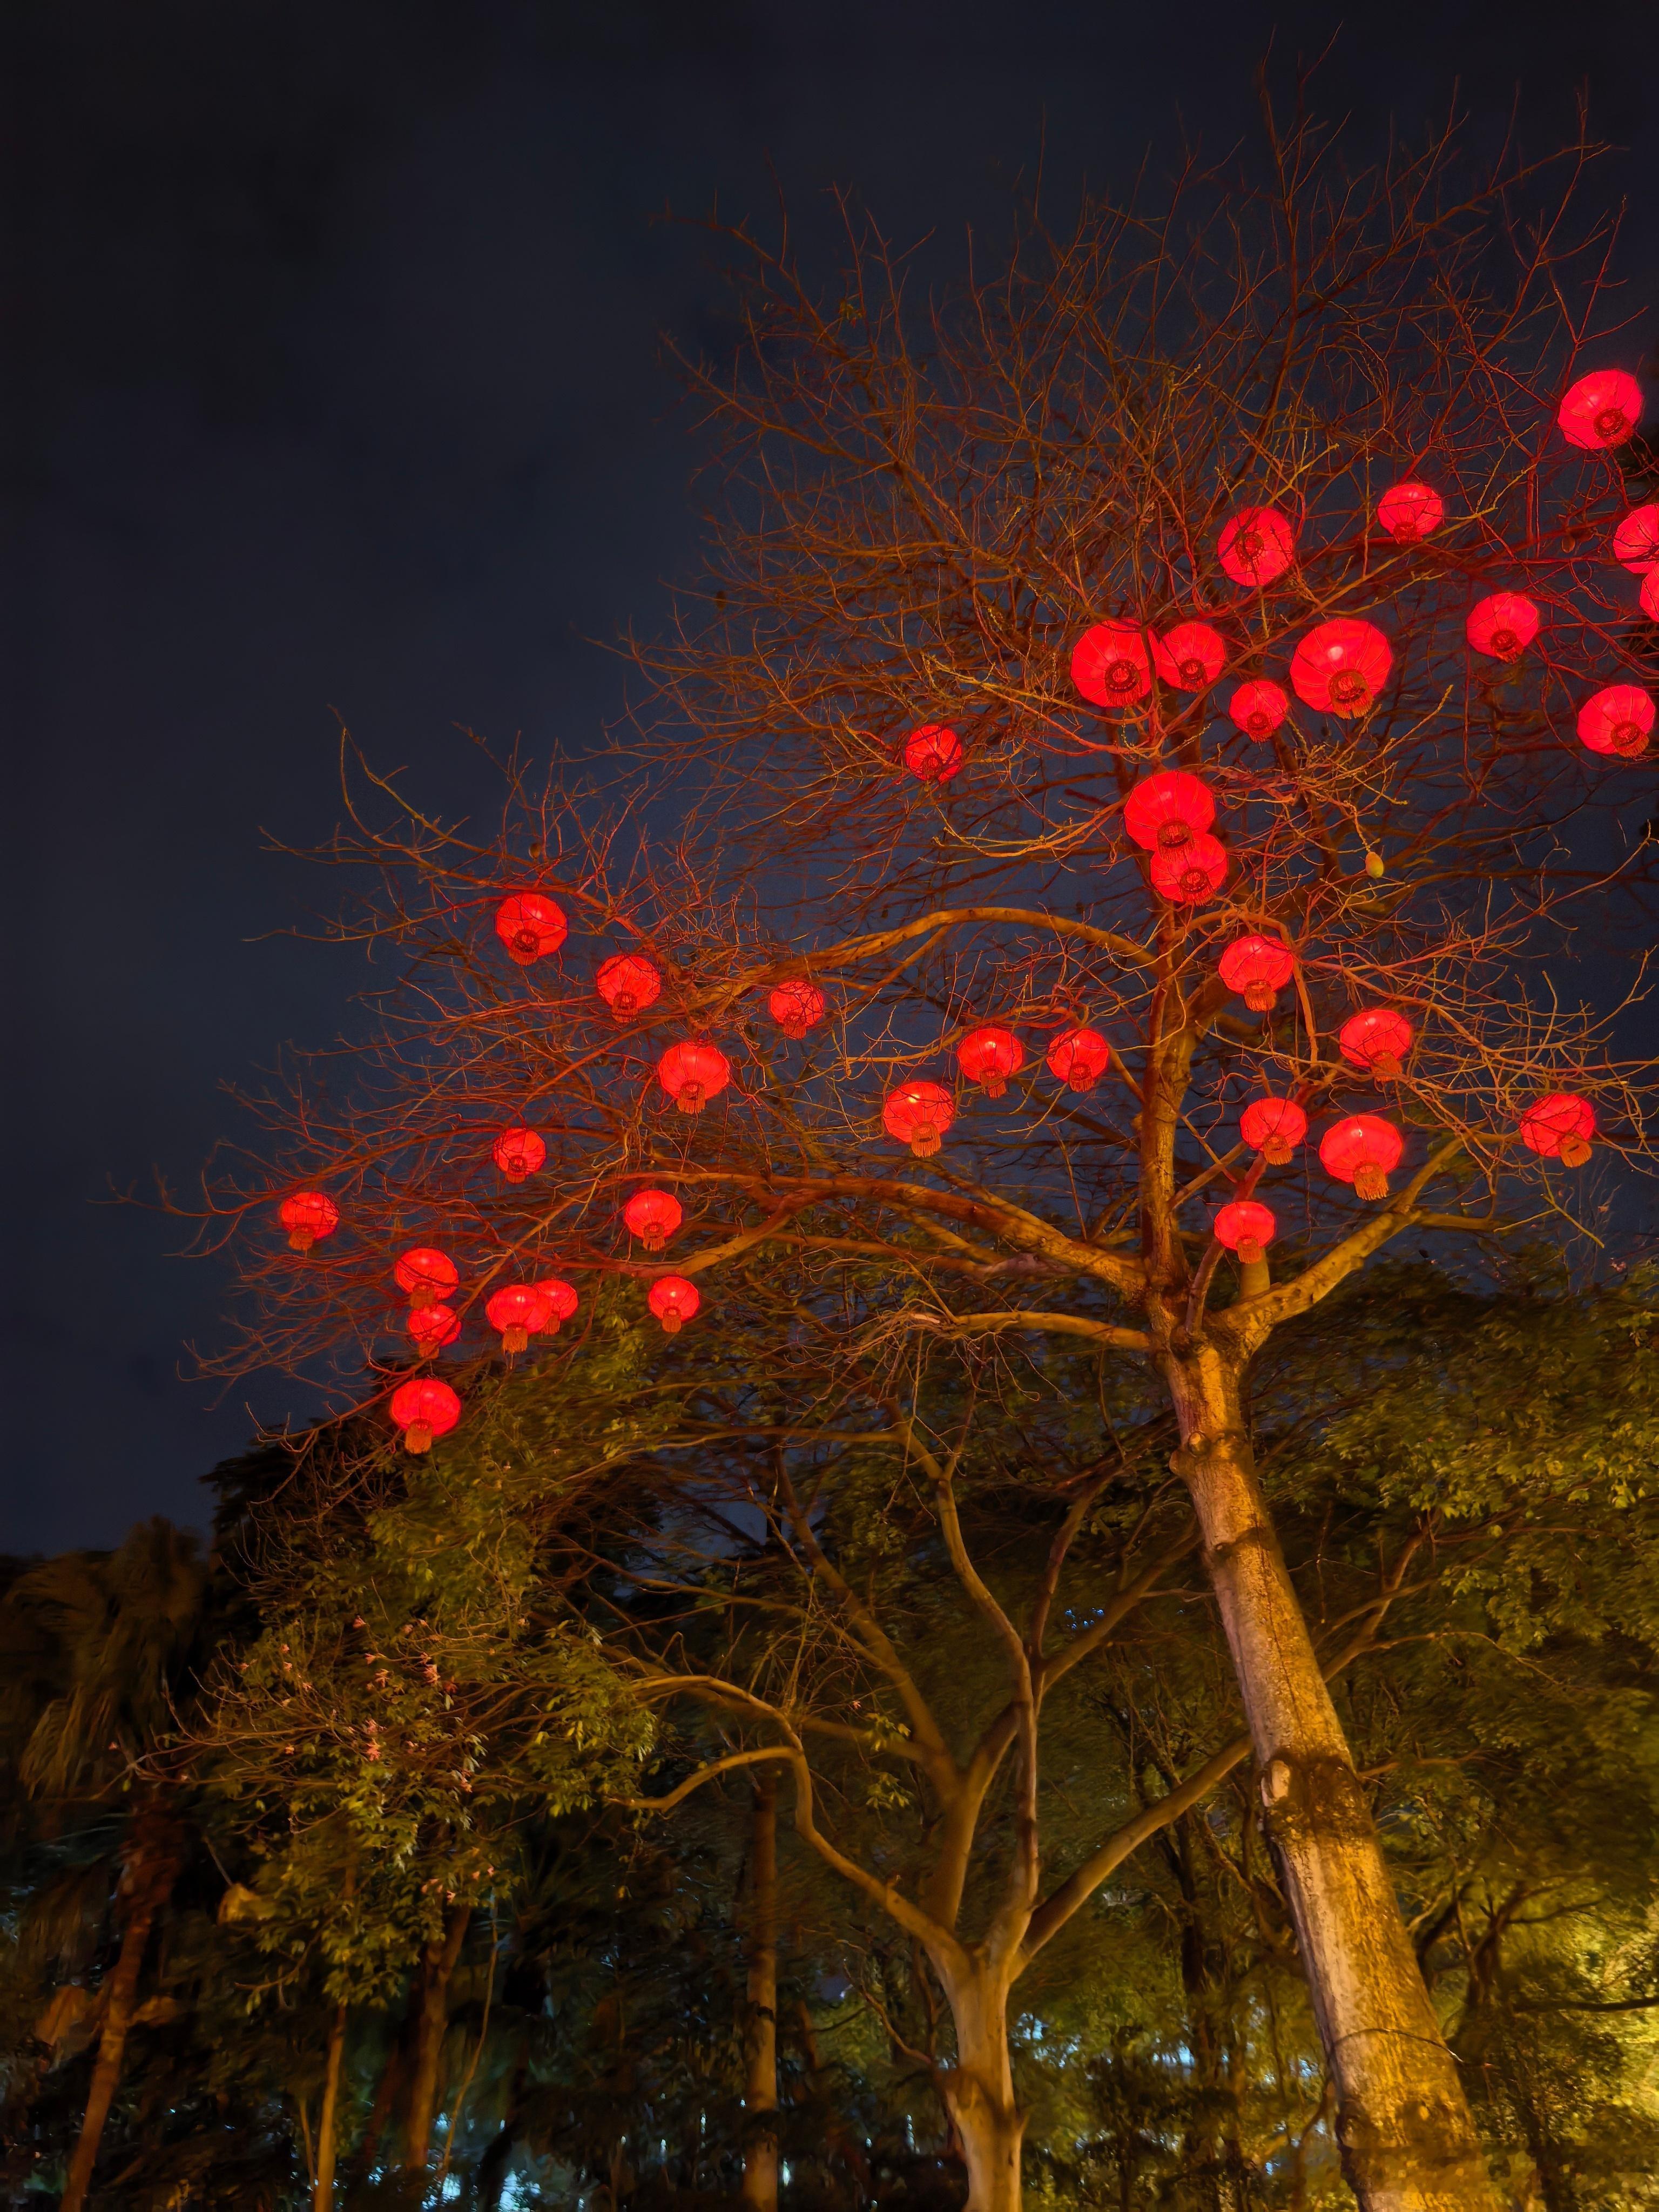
[403,1905,470,2171]
[1164,1341,1498,2212]
[742,1772,780,2212]
[315,2002,347,2211]
[934,1959,1026,2212]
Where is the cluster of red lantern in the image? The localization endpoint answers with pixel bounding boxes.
[1123,771,1228,904]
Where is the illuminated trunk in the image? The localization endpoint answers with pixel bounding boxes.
[403,1905,469,2170]
[314,2004,347,2211]
[933,1958,1026,2212]
[741,1772,780,2212]
[1164,1343,1498,2212]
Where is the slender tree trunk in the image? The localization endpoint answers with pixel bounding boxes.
[1164,1342,1498,2212]
[315,2002,347,2210]
[934,1959,1026,2212]
[403,1905,470,2171]
[742,1773,780,2212]
[59,1837,177,2212]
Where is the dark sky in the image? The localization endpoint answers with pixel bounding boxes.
[5,0,1655,1556]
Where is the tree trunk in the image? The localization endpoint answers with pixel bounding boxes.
[1164,1342,1498,2212]
[403,1905,470,2171]
[59,1833,178,2212]
[934,1959,1026,2212]
[315,2003,347,2210]
[742,1773,780,2212]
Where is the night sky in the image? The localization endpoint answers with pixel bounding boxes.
[7,1,1655,1556]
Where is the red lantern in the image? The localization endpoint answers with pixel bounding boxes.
[1339,1008,1414,1078]
[1519,1092,1596,1166]
[1046,1026,1110,1092]
[1377,481,1445,543]
[1152,622,1227,691]
[1643,570,1659,623]
[905,724,963,784]
[1150,833,1228,905]
[1240,1096,1307,1165]
[648,1276,701,1334]
[1290,620,1393,718]
[657,1040,732,1113]
[407,1303,461,1357]
[278,1190,339,1254]
[1557,369,1643,451]
[1613,505,1659,573]
[1071,622,1152,710]
[1319,1115,1404,1201]
[1217,506,1296,587]
[882,1080,955,1158]
[1123,770,1215,852]
[531,1277,580,1332]
[1218,934,1296,1012]
[493,1127,545,1182]
[956,1024,1024,1098]
[1578,685,1655,758]
[395,1247,459,1311]
[486,1283,554,1355]
[768,978,826,1038]
[1229,679,1289,741]
[1214,1198,1276,1265]
[624,1188,683,1251]
[389,1377,461,1455]
[494,892,567,965]
[1466,592,1539,662]
[596,953,662,1018]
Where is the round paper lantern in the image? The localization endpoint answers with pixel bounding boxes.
[395,1247,459,1311]
[1240,1096,1307,1165]
[1613,505,1659,574]
[389,1377,461,1455]
[882,1080,955,1158]
[905,724,963,784]
[596,953,662,1018]
[1557,369,1643,451]
[1217,506,1296,587]
[531,1277,580,1332]
[1290,620,1393,718]
[493,1126,546,1182]
[1377,482,1445,543]
[278,1191,339,1254]
[657,1040,732,1113]
[1046,1026,1110,1092]
[1519,1092,1596,1166]
[1152,622,1227,691]
[1466,592,1539,662]
[1577,685,1655,758]
[1071,622,1152,710]
[494,892,567,965]
[406,1303,461,1357]
[768,978,826,1038]
[1214,1198,1276,1265]
[956,1024,1024,1098]
[486,1283,554,1355]
[1339,1008,1415,1078]
[1319,1115,1404,1201]
[1642,570,1659,623]
[624,1188,683,1251]
[1218,934,1296,1012]
[1123,770,1215,852]
[1229,679,1289,741]
[648,1276,700,1334]
[1150,832,1228,905]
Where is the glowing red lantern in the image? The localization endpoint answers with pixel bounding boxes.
[278,1191,339,1254]
[1290,620,1393,718]
[1046,1026,1110,1092]
[1218,934,1296,1012]
[624,1188,683,1251]
[648,1276,700,1334]
[657,1040,732,1113]
[494,892,568,965]
[956,1024,1024,1098]
[1577,685,1655,758]
[1229,679,1289,741]
[1377,482,1445,543]
[1214,1198,1276,1265]
[1240,1096,1307,1165]
[769,978,826,1038]
[1319,1115,1404,1201]
[407,1303,461,1357]
[883,1080,955,1158]
[596,953,662,1018]
[1339,1008,1414,1078]
[531,1277,580,1332]
[1465,592,1539,662]
[1150,833,1227,905]
[1152,622,1227,691]
[1519,1092,1596,1166]
[1123,771,1215,852]
[905,724,963,783]
[1643,570,1659,623]
[1071,622,1152,710]
[1557,369,1643,451]
[486,1283,554,1355]
[389,1377,461,1455]
[1613,505,1659,573]
[493,1127,545,1182]
[1217,506,1296,587]
[395,1247,459,1311]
